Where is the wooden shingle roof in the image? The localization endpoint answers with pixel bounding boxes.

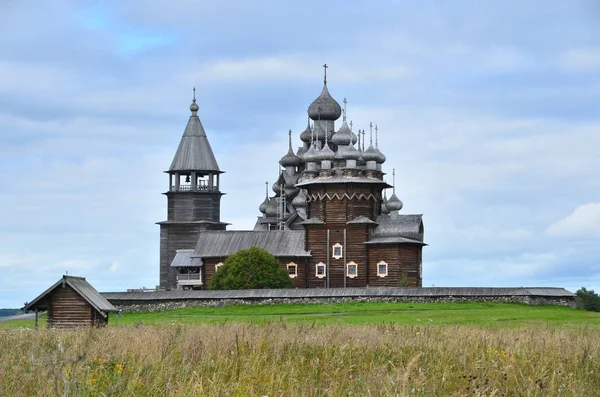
[193,230,311,258]
[23,275,118,316]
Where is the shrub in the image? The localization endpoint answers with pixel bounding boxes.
[209,247,294,290]
[575,287,600,312]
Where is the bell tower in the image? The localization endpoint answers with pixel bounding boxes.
[157,89,227,289]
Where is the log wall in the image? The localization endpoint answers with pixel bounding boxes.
[47,285,107,329]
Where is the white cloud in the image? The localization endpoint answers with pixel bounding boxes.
[192,56,410,85]
[546,203,600,238]
[109,261,119,272]
[558,48,600,72]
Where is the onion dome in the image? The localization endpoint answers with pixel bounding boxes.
[280,150,301,167]
[265,197,278,217]
[292,189,308,208]
[300,118,313,143]
[373,147,386,164]
[335,144,360,161]
[331,121,353,146]
[303,144,320,163]
[190,99,199,113]
[362,145,380,162]
[351,130,358,145]
[280,130,301,167]
[272,178,281,194]
[259,196,269,214]
[308,84,342,121]
[315,143,336,162]
[386,193,403,212]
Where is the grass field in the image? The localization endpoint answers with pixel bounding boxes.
[1,303,599,395]
[2,301,600,329]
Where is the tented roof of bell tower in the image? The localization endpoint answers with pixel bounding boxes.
[169,96,221,173]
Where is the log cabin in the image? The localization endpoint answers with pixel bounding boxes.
[160,67,426,290]
[23,275,118,329]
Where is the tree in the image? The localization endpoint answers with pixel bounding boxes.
[575,288,600,312]
[209,247,294,290]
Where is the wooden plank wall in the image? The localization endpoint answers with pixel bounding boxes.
[367,245,421,287]
[167,192,222,222]
[48,285,106,329]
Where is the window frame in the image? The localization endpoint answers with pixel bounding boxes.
[315,262,326,279]
[346,261,358,278]
[287,262,298,278]
[332,243,343,259]
[377,261,388,278]
[214,262,224,272]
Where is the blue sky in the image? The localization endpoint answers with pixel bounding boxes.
[1,0,599,307]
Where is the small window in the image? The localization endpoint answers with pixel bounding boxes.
[214,262,224,272]
[287,262,298,278]
[315,262,326,279]
[332,243,343,259]
[377,261,388,278]
[346,261,358,278]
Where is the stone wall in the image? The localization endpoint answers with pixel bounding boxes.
[113,295,576,313]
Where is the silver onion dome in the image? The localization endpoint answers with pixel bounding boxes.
[386,193,403,211]
[315,143,336,162]
[280,148,301,167]
[373,147,386,164]
[337,143,360,160]
[259,196,269,214]
[299,120,312,143]
[331,121,353,146]
[308,84,342,121]
[190,100,199,113]
[292,189,308,208]
[265,197,278,217]
[362,145,380,162]
[272,178,281,194]
[302,145,320,163]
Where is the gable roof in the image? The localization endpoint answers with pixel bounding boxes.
[170,249,203,267]
[193,230,311,258]
[23,275,118,316]
[169,110,221,172]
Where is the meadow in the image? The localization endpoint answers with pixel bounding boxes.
[1,302,599,396]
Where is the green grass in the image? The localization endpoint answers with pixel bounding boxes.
[4,302,598,328]
[114,302,600,327]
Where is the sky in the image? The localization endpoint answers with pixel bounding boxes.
[1,0,599,308]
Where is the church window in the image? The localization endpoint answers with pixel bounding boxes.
[346,261,358,278]
[377,261,388,278]
[315,262,326,279]
[214,262,224,272]
[332,243,343,259]
[287,262,298,278]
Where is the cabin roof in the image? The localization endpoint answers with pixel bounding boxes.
[373,214,424,242]
[170,249,203,267]
[23,275,118,315]
[193,230,311,258]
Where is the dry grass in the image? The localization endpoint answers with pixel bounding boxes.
[1,323,599,396]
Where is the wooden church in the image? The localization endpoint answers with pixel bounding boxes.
[159,67,425,290]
